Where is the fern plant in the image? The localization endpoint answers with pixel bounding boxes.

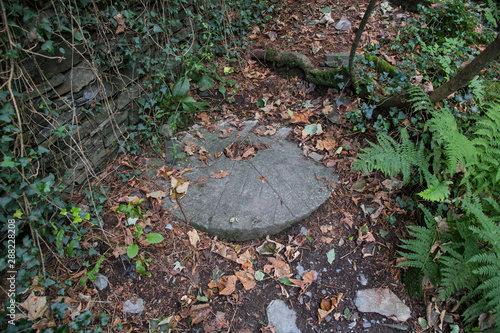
[355,85,500,329]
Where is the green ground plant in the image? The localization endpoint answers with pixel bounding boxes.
[354,86,500,330]
[0,0,272,330]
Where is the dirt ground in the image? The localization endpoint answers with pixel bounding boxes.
[33,0,443,332]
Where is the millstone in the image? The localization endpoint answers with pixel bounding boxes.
[162,120,338,241]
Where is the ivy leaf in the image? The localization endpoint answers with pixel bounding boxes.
[0,102,15,123]
[152,24,163,33]
[41,40,54,54]
[127,244,139,259]
[196,75,214,88]
[1,156,17,168]
[218,85,226,98]
[172,76,190,98]
[145,233,164,244]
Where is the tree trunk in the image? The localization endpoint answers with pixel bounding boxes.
[349,0,378,88]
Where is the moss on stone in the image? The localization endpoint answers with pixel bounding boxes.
[364,53,398,77]
[265,49,279,62]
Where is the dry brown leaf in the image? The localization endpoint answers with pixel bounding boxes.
[235,270,256,290]
[199,155,208,165]
[114,14,126,34]
[170,177,190,201]
[316,138,337,151]
[156,166,175,180]
[318,293,343,323]
[357,226,376,245]
[190,303,212,324]
[340,212,354,228]
[219,127,234,139]
[322,105,334,115]
[19,293,47,322]
[124,228,134,246]
[203,311,227,332]
[183,141,197,156]
[211,240,238,262]
[290,270,316,299]
[218,275,237,295]
[264,257,291,279]
[266,31,277,41]
[237,247,256,269]
[211,170,229,179]
[147,190,166,199]
[187,229,199,248]
[290,111,311,124]
[320,225,333,234]
[112,246,127,258]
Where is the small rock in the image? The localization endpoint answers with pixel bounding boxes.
[93,273,109,290]
[358,273,368,286]
[335,17,352,31]
[348,322,357,329]
[165,223,173,230]
[300,227,309,236]
[354,289,411,321]
[363,319,372,328]
[267,300,301,333]
[123,298,145,314]
[308,152,324,162]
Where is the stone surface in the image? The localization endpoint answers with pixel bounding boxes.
[335,17,352,31]
[267,299,302,333]
[162,120,337,241]
[354,288,411,322]
[123,298,145,314]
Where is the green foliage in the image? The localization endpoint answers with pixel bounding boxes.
[356,83,500,328]
[354,126,426,184]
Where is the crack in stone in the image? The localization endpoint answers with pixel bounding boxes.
[248,160,296,218]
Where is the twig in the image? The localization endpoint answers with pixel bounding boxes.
[177,199,190,225]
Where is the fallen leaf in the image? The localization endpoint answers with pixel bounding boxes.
[211,170,229,179]
[170,178,190,201]
[320,225,333,234]
[340,212,354,228]
[183,141,197,155]
[190,303,212,324]
[114,14,126,34]
[147,190,166,199]
[316,138,336,151]
[256,236,284,255]
[312,41,322,54]
[290,111,311,124]
[211,240,238,262]
[203,311,227,332]
[264,257,291,279]
[235,270,256,290]
[187,229,199,248]
[198,113,210,122]
[318,293,343,323]
[19,293,47,321]
[219,127,234,139]
[218,275,237,295]
[266,31,277,41]
[156,166,175,180]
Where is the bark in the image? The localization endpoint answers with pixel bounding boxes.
[349,0,378,88]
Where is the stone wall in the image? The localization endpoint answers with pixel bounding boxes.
[21,1,200,190]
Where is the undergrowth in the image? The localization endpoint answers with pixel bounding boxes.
[0,0,273,330]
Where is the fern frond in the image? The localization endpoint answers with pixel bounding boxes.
[439,246,478,299]
[428,108,478,174]
[398,205,440,285]
[418,180,453,202]
[408,85,433,113]
[354,127,423,184]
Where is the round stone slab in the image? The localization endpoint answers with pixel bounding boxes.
[163,120,337,241]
